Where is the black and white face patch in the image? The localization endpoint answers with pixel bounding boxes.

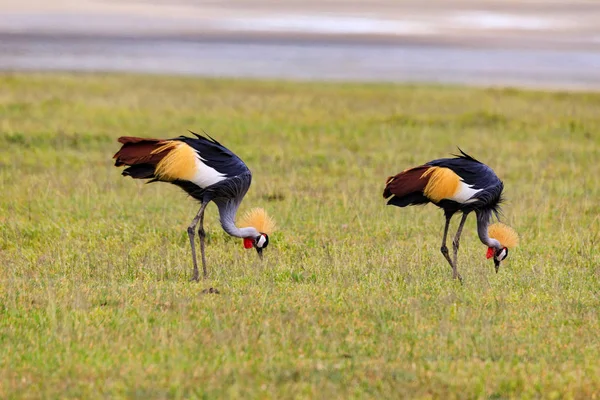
[256,234,269,249]
[495,247,508,262]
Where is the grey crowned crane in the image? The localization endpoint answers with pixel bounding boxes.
[383,149,518,281]
[113,132,275,281]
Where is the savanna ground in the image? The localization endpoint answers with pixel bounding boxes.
[0,73,599,399]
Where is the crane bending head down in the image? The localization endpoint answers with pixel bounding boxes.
[113,132,276,281]
[383,148,519,280]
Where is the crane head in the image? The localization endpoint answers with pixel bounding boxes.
[239,207,276,260]
[486,246,508,272]
[243,234,270,258]
[486,222,519,273]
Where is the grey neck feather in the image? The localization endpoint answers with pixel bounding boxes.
[216,199,260,239]
[476,209,501,249]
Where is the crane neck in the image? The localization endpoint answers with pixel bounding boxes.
[216,199,260,239]
[476,209,501,249]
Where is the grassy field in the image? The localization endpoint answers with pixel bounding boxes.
[0,73,599,399]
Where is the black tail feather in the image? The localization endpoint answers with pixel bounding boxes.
[122,164,156,179]
[386,192,429,208]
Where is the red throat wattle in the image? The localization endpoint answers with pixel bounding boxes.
[243,238,254,249]
[486,247,494,259]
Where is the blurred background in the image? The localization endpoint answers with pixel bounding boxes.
[1,0,600,89]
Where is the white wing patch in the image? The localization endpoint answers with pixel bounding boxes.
[189,155,227,188]
[449,180,482,204]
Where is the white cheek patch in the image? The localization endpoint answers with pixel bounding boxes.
[498,248,507,261]
[256,235,267,248]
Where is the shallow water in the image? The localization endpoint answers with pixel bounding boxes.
[1,33,599,89]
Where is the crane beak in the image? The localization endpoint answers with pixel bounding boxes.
[494,258,501,273]
[256,247,263,260]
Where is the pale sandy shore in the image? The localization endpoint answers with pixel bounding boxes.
[1,0,600,89]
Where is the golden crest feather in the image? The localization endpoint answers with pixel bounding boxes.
[488,223,519,248]
[239,208,276,235]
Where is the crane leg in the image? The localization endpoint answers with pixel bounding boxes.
[187,202,209,282]
[451,213,469,282]
[198,209,208,279]
[440,214,461,281]
[451,213,469,283]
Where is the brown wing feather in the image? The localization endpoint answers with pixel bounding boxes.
[117,136,160,145]
[383,165,431,198]
[113,137,170,167]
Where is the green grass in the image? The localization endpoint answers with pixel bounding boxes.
[0,72,599,399]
